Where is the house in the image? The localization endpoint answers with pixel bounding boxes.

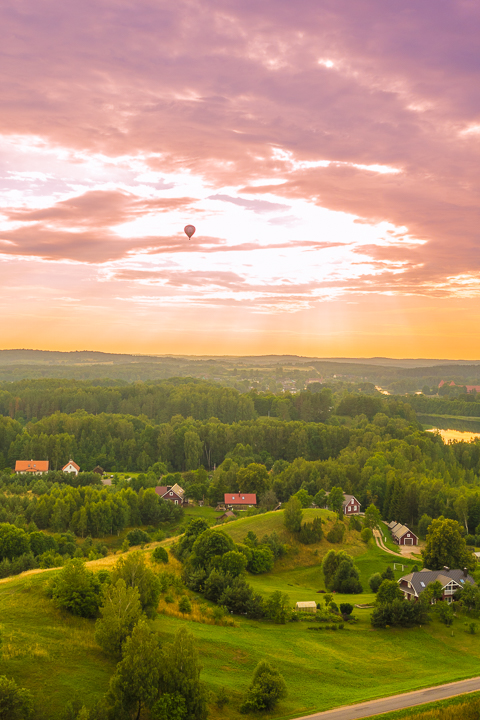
[62,460,80,476]
[342,494,361,515]
[295,601,317,613]
[474,552,480,562]
[325,491,361,515]
[93,466,104,476]
[399,568,474,603]
[218,510,236,522]
[155,483,187,506]
[224,493,257,508]
[15,460,49,475]
[390,522,418,546]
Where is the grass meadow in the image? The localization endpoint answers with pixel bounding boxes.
[1,508,480,719]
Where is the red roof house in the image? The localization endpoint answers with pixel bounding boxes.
[155,484,187,506]
[62,460,80,475]
[15,460,49,475]
[224,493,257,506]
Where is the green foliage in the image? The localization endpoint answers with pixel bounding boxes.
[151,546,169,564]
[436,601,455,626]
[299,517,323,545]
[264,591,292,624]
[178,596,192,615]
[339,603,354,617]
[160,628,208,720]
[326,487,344,515]
[126,529,151,547]
[283,496,303,533]
[236,463,269,496]
[0,675,34,720]
[326,522,345,544]
[381,566,394,581]
[246,546,274,574]
[361,527,373,543]
[221,550,247,577]
[422,517,475,571]
[364,504,382,529]
[377,580,404,604]
[292,488,313,508]
[49,559,102,618]
[369,573,383,593]
[371,596,429,628]
[110,551,161,618]
[215,687,229,710]
[190,529,235,571]
[240,660,287,713]
[323,550,362,593]
[94,579,143,658]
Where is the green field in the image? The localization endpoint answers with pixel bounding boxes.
[1,511,480,720]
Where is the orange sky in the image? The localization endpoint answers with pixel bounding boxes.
[1,1,479,358]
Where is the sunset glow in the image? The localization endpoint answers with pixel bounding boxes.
[1,1,479,357]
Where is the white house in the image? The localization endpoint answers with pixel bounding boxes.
[62,460,80,476]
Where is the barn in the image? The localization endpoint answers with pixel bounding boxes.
[391,522,418,546]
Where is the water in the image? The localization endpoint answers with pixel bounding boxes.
[426,428,480,443]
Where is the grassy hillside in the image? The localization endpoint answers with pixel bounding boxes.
[1,514,480,720]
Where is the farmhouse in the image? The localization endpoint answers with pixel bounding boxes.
[15,460,49,475]
[224,493,257,508]
[62,460,80,475]
[399,568,474,603]
[342,494,361,515]
[390,522,418,546]
[155,483,188,506]
[295,601,317,613]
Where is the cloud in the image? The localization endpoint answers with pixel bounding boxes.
[208,194,289,213]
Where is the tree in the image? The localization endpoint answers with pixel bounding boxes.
[326,523,345,544]
[340,603,354,617]
[240,660,287,713]
[376,580,403,604]
[327,487,344,515]
[0,524,30,561]
[283,497,303,534]
[418,514,433,540]
[422,517,475,571]
[95,579,143,658]
[159,628,208,720]
[110,552,161,618]
[292,489,312,508]
[49,559,101,618]
[361,528,373,543]
[236,463,269,496]
[264,591,292,624]
[178,596,192,615]
[190,529,235,571]
[0,675,34,719]
[246,546,274,574]
[369,573,383,593]
[221,550,247,577]
[364,504,382,529]
[299,517,323,545]
[108,620,162,720]
[381,566,394,581]
[152,547,169,564]
[332,559,362,594]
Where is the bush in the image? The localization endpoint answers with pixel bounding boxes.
[0,675,34,719]
[339,603,354,617]
[240,661,287,713]
[299,517,323,545]
[49,559,102,618]
[126,529,151,546]
[178,596,192,614]
[326,523,345,544]
[369,573,383,593]
[349,516,362,532]
[361,527,373,544]
[215,687,229,710]
[246,546,274,574]
[152,546,169,564]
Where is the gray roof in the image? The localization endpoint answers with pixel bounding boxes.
[392,524,417,540]
[399,568,474,596]
[342,494,361,508]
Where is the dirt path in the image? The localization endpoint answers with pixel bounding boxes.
[373,528,420,560]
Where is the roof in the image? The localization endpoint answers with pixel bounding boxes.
[391,523,418,540]
[399,569,475,596]
[155,485,184,498]
[62,460,80,472]
[169,483,184,497]
[219,510,236,518]
[15,460,49,472]
[342,494,361,507]
[224,493,257,505]
[93,466,104,474]
[295,601,317,608]
[155,486,168,496]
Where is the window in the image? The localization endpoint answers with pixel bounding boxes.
[353,505,357,511]
[420,581,425,588]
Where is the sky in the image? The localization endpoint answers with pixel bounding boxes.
[1,0,479,358]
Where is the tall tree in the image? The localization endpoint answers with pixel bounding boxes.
[422,517,475,571]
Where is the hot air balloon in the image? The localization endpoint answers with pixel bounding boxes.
[184,225,196,238]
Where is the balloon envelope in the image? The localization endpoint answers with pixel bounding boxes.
[184,225,196,238]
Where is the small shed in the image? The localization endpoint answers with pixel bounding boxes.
[295,601,317,613]
[218,510,236,522]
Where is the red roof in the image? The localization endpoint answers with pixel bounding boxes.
[224,493,257,505]
[155,486,168,496]
[15,460,49,473]
[62,460,80,472]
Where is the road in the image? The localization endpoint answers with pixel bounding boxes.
[292,676,480,720]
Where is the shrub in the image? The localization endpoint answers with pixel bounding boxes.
[361,527,373,544]
[49,559,102,618]
[369,573,383,593]
[215,687,229,710]
[246,546,274,574]
[264,591,292,624]
[178,596,192,615]
[126,529,151,546]
[299,517,323,545]
[326,523,345,544]
[0,675,34,719]
[381,566,394,581]
[339,603,354,617]
[152,546,169,564]
[240,661,287,713]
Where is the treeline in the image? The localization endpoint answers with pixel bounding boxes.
[0,484,183,538]
[0,412,351,472]
[406,393,480,418]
